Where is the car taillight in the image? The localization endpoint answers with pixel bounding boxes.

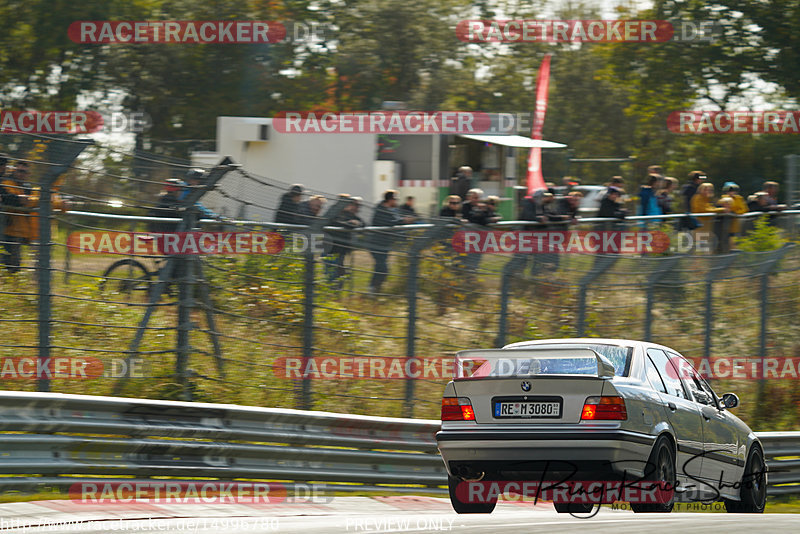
[581,396,627,420]
[441,397,475,421]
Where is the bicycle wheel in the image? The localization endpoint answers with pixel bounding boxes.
[99,259,152,303]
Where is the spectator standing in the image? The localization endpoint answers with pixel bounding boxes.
[607,176,626,190]
[324,195,364,286]
[1,161,64,272]
[398,196,419,221]
[598,186,628,220]
[720,182,747,238]
[275,184,304,224]
[657,177,678,215]
[691,182,729,235]
[760,181,787,213]
[679,171,706,230]
[439,195,462,217]
[148,179,184,233]
[747,191,768,212]
[639,174,663,217]
[462,188,486,223]
[485,196,502,224]
[519,190,545,223]
[557,191,583,221]
[180,168,220,220]
[681,171,706,212]
[298,195,327,225]
[451,166,473,200]
[368,190,409,293]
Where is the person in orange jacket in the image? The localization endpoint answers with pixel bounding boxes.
[1,160,64,272]
[720,182,747,236]
[691,182,729,236]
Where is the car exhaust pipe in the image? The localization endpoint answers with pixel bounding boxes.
[455,466,485,481]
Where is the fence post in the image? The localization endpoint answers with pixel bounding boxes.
[405,249,419,415]
[643,255,683,342]
[700,253,739,365]
[405,222,451,416]
[496,255,527,347]
[112,158,236,396]
[37,180,54,393]
[175,255,195,400]
[786,154,798,207]
[755,244,794,405]
[36,139,92,392]
[576,255,618,337]
[295,210,332,410]
[300,243,315,410]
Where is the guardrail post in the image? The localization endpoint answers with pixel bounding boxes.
[35,139,92,392]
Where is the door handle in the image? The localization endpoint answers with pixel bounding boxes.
[667,402,677,411]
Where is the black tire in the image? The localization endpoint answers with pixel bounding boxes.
[100,259,152,301]
[447,475,496,514]
[724,446,766,513]
[630,436,676,513]
[554,502,594,514]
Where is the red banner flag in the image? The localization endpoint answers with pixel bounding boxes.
[526,54,552,193]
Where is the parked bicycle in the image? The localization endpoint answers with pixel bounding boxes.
[98,236,175,303]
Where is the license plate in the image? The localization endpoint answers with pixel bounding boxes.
[494,401,560,418]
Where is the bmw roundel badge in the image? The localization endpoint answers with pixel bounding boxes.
[520,381,531,392]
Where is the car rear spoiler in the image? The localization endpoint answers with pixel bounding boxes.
[454,347,617,379]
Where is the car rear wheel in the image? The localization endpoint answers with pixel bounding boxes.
[447,475,496,514]
[553,502,594,514]
[630,436,675,513]
[724,446,766,513]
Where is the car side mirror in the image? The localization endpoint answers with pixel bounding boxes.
[721,392,739,409]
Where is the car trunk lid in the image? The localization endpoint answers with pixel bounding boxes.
[452,348,616,424]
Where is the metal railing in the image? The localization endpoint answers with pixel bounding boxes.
[0,392,798,497]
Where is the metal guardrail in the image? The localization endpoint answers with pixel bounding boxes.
[0,392,798,497]
[0,391,445,495]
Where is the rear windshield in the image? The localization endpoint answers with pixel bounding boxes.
[456,344,632,379]
[526,344,632,377]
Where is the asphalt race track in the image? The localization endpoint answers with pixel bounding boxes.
[2,497,799,533]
